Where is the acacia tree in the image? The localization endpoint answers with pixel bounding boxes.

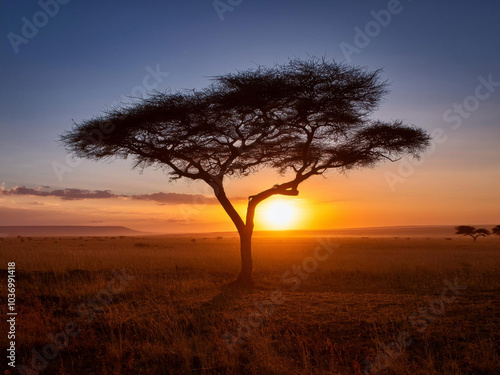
[491,225,500,236]
[61,58,430,285]
[455,225,490,242]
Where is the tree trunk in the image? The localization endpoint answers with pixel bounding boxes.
[215,182,299,286]
[214,188,255,285]
[237,229,253,285]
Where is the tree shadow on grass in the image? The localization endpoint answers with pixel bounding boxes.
[190,281,252,321]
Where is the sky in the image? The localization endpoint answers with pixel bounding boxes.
[1,0,499,233]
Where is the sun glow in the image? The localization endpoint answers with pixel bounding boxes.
[259,199,298,230]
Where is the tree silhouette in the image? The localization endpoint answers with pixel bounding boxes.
[492,225,500,236]
[455,225,490,242]
[61,58,431,285]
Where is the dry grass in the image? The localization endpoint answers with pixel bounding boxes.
[1,235,499,374]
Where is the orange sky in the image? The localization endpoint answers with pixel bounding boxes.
[2,128,499,234]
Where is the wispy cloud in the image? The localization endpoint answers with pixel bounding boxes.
[1,186,115,200]
[131,192,218,205]
[0,186,224,205]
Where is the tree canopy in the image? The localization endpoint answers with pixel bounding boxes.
[62,59,429,190]
[61,58,431,284]
[455,225,490,242]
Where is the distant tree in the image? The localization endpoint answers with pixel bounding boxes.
[455,226,490,242]
[61,58,431,285]
[492,225,500,235]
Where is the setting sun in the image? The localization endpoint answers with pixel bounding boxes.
[259,199,298,230]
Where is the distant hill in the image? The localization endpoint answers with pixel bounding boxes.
[0,226,149,237]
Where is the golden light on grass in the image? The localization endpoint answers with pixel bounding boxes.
[3,235,500,373]
[258,198,298,230]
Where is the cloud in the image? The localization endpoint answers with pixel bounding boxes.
[132,192,217,205]
[1,186,115,200]
[27,201,45,206]
[165,218,199,224]
[0,186,222,205]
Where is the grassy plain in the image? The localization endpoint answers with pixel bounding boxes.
[1,235,499,374]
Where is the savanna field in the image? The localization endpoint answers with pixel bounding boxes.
[1,235,499,375]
